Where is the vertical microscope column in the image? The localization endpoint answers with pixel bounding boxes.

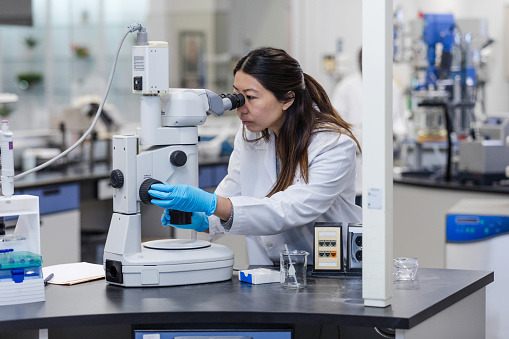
[140,95,161,146]
[112,136,139,214]
[104,135,141,256]
[362,0,393,307]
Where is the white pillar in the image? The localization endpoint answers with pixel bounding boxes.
[362,0,394,308]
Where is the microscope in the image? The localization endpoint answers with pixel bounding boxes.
[103,27,244,287]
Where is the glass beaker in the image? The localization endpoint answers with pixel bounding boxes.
[393,257,419,281]
[280,250,309,289]
[412,87,449,143]
[415,105,447,141]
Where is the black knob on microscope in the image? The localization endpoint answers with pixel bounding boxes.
[139,178,163,205]
[110,169,124,188]
[169,210,193,225]
[170,150,187,167]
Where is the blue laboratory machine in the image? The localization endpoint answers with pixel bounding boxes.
[407,13,494,181]
[446,199,509,339]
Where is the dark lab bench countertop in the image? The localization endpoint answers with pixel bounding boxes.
[394,172,509,194]
[0,268,493,332]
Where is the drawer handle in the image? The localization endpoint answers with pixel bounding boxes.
[43,188,60,196]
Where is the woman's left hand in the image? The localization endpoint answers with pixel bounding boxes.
[161,210,209,232]
[149,183,217,216]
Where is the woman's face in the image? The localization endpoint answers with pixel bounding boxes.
[233,70,289,135]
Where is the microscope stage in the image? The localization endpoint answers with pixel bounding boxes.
[143,238,211,250]
[104,242,234,287]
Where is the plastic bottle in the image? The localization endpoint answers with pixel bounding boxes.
[1,120,14,197]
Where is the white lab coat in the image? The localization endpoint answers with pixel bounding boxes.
[209,124,362,265]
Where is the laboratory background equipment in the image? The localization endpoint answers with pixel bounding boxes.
[401,13,497,182]
[103,25,244,287]
[0,195,44,306]
[1,120,14,197]
[458,116,509,185]
[411,14,484,140]
[0,122,44,305]
[48,96,127,170]
[446,199,509,339]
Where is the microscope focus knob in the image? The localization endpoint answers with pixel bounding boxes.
[139,178,163,205]
[170,151,187,167]
[110,169,124,188]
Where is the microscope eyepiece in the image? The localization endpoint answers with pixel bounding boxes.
[221,93,245,111]
[230,93,245,109]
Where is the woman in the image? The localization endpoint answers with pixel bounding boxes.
[149,47,361,265]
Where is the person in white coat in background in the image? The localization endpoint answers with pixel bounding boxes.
[331,48,408,206]
[149,47,362,266]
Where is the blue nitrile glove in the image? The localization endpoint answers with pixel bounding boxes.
[149,183,217,216]
[161,210,209,232]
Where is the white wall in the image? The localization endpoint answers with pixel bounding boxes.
[229,0,289,55]
[291,0,362,93]
[148,0,288,92]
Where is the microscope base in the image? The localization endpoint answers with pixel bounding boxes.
[104,243,234,287]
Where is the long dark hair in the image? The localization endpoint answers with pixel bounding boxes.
[234,47,360,197]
